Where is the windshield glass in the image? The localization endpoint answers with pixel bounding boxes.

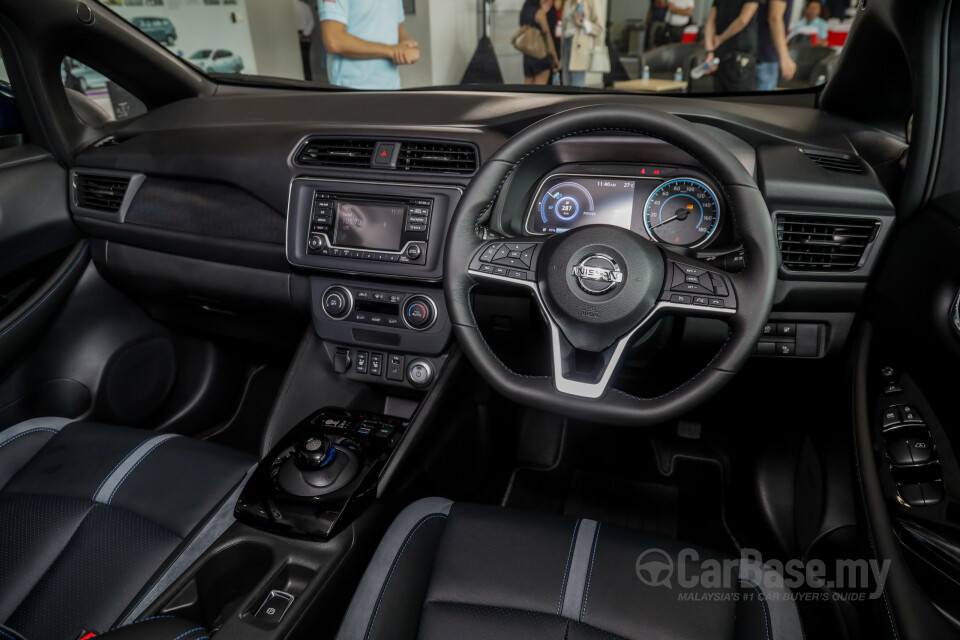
[100,0,854,94]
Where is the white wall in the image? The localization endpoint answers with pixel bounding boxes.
[399,0,478,88]
[103,0,302,79]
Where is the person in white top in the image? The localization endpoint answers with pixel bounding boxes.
[292,0,315,81]
[665,0,694,43]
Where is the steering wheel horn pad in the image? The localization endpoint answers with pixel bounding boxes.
[444,105,778,426]
[538,225,664,352]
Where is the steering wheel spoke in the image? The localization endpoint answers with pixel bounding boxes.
[467,238,543,287]
[656,252,738,319]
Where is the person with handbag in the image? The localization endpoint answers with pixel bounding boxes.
[517,0,560,84]
[560,0,605,87]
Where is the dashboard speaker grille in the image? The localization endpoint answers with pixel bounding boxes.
[74,173,131,212]
[777,214,880,272]
[295,139,377,168]
[800,148,864,174]
[397,141,478,175]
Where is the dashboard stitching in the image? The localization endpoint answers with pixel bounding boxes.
[473,128,745,250]
[465,283,550,380]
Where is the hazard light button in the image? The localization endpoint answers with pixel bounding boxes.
[373,142,400,168]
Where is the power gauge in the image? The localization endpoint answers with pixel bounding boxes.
[539,182,596,229]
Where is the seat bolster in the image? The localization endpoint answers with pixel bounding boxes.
[335,498,453,640]
[737,560,806,640]
[0,418,73,490]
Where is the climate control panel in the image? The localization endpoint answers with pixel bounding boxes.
[310,276,451,357]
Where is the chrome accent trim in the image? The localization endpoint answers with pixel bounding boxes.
[401,295,438,332]
[321,285,353,321]
[952,289,960,339]
[467,268,734,399]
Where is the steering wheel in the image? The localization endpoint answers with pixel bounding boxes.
[444,106,778,426]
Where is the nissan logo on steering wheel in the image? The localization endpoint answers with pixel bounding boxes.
[572,254,623,294]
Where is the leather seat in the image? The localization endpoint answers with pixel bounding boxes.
[337,498,805,640]
[0,418,255,640]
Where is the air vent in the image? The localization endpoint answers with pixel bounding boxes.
[397,141,478,175]
[74,173,131,212]
[800,148,865,174]
[777,214,880,272]
[295,139,377,168]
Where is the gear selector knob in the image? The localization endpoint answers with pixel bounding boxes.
[294,436,336,470]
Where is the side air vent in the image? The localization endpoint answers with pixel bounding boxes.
[799,148,865,174]
[777,213,880,272]
[74,173,130,212]
[295,139,377,168]
[397,141,478,175]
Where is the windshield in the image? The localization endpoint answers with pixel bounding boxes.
[101,0,853,94]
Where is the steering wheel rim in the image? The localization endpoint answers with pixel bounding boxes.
[444,105,778,426]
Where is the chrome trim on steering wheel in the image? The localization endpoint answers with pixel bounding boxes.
[952,289,960,339]
[467,267,735,399]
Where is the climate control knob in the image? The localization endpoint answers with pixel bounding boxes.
[402,295,436,331]
[322,286,352,320]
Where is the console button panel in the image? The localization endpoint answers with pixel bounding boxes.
[753,320,823,358]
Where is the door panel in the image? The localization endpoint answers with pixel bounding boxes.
[0,144,84,372]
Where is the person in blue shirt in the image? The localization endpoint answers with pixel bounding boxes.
[791,0,829,43]
[319,0,419,90]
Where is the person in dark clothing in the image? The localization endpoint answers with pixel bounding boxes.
[756,0,796,90]
[520,0,560,84]
[645,0,668,50]
[704,0,760,92]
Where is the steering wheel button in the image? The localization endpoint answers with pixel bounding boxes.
[670,294,691,304]
[494,246,511,261]
[508,250,523,258]
[493,266,508,276]
[520,248,535,265]
[693,296,709,306]
[677,282,713,294]
[708,298,725,307]
[685,275,701,284]
[679,263,705,276]
[509,270,526,280]
[480,244,500,262]
[479,264,494,273]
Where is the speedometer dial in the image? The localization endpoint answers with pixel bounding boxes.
[643,178,720,248]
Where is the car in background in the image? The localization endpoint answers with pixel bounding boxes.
[61,58,108,93]
[130,16,177,46]
[188,49,244,74]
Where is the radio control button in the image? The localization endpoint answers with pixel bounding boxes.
[308,235,324,251]
[406,245,423,260]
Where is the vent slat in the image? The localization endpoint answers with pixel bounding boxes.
[800,148,865,174]
[296,139,377,167]
[777,214,879,272]
[294,138,477,175]
[74,174,131,213]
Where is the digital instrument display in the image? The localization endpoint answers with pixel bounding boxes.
[527,175,637,234]
[334,202,406,251]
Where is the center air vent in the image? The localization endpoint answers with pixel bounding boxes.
[295,139,377,168]
[777,213,880,272]
[73,173,131,212]
[294,137,478,174]
[397,142,478,175]
[800,148,864,174]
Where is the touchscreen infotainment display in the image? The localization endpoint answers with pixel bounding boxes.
[334,202,406,251]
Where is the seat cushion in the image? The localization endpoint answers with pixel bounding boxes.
[336,499,805,640]
[0,418,255,640]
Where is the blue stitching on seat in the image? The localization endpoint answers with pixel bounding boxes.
[107,614,176,631]
[738,579,771,640]
[556,519,581,615]
[0,428,58,452]
[0,245,88,342]
[365,513,448,640]
[106,436,181,504]
[170,627,205,640]
[579,522,601,622]
[92,437,154,500]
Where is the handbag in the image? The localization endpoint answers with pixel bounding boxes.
[512,25,549,59]
[589,44,611,74]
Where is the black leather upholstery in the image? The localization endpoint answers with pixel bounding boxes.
[337,499,805,640]
[0,419,254,640]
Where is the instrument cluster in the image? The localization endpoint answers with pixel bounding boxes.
[524,167,724,249]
